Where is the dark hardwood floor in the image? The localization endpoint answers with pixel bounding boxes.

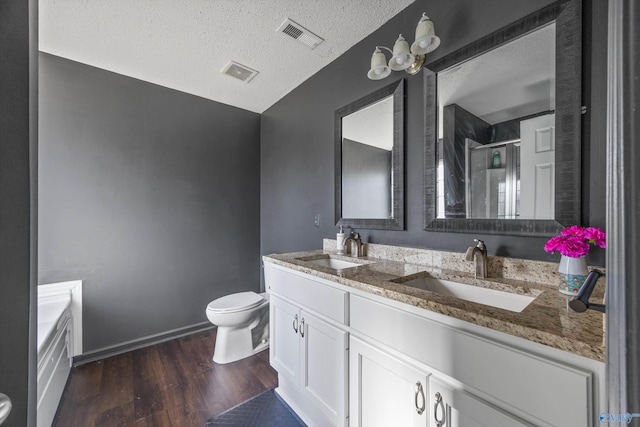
[53,328,278,427]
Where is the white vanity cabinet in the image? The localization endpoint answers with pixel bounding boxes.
[427,376,533,427]
[270,295,302,385]
[264,259,605,427]
[349,336,532,427]
[266,263,349,427]
[350,293,601,427]
[349,336,430,427]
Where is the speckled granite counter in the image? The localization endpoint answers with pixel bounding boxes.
[263,241,606,362]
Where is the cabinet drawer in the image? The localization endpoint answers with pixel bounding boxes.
[351,294,592,427]
[265,263,348,324]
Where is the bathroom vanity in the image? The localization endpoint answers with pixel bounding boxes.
[264,241,605,427]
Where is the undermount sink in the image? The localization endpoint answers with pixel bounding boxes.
[306,258,362,269]
[395,275,537,313]
[296,254,369,270]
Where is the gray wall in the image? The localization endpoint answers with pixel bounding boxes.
[39,54,261,353]
[342,139,391,219]
[261,0,607,272]
[0,0,37,425]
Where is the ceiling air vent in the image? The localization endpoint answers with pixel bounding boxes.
[277,18,324,50]
[222,61,258,83]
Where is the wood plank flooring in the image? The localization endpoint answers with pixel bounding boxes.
[53,328,278,427]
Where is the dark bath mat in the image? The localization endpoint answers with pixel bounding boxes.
[206,389,306,427]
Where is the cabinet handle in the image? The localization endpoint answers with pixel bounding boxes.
[434,392,446,427]
[293,314,298,333]
[300,318,305,338]
[414,382,426,415]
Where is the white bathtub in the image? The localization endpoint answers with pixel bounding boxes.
[37,294,71,355]
[37,281,82,427]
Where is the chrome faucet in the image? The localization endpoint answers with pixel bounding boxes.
[465,239,488,279]
[343,231,364,257]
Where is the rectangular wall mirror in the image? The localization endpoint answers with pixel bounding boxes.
[423,0,581,236]
[335,79,404,230]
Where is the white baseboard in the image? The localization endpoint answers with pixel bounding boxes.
[74,322,213,365]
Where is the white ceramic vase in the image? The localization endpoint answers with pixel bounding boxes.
[558,255,588,295]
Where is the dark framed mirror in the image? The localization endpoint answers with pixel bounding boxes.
[335,79,404,230]
[423,0,581,236]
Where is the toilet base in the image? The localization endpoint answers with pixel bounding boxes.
[213,332,269,365]
[212,303,270,364]
[213,325,270,364]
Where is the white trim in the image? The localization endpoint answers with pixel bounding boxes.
[38,280,83,357]
[606,0,640,412]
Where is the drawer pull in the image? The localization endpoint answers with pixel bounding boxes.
[434,392,446,426]
[293,314,298,333]
[415,382,425,415]
[300,318,305,338]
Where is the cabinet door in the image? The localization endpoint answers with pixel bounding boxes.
[269,295,300,386]
[350,336,429,427]
[429,376,532,427]
[300,310,348,427]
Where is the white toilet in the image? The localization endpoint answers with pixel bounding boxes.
[205,291,269,364]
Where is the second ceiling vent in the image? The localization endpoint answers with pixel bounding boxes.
[222,61,258,83]
[277,18,324,50]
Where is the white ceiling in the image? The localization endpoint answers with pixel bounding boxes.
[342,96,394,150]
[39,0,414,114]
[437,23,556,137]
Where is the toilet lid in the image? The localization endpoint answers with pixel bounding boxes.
[206,292,265,314]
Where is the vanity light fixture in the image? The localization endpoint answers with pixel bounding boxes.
[367,13,440,80]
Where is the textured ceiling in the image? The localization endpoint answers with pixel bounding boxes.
[39,0,414,113]
[343,96,394,150]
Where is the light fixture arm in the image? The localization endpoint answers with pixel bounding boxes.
[376,46,393,55]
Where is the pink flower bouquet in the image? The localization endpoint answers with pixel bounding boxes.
[544,225,606,258]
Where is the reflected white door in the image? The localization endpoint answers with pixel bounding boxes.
[520,114,555,219]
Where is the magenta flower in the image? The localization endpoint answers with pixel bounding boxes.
[545,225,606,258]
[559,236,590,257]
[583,227,606,248]
[561,225,586,237]
[544,235,565,253]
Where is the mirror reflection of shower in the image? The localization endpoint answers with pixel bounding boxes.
[465,138,520,219]
[435,23,556,220]
[465,113,555,220]
[438,112,555,220]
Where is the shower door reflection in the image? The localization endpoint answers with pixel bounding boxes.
[465,138,520,219]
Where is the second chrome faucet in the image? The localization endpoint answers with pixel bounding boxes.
[465,239,488,279]
[343,231,364,257]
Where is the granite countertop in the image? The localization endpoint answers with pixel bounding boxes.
[263,248,606,362]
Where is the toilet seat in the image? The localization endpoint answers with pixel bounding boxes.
[206,291,265,314]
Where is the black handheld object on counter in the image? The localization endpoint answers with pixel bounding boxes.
[569,269,605,313]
